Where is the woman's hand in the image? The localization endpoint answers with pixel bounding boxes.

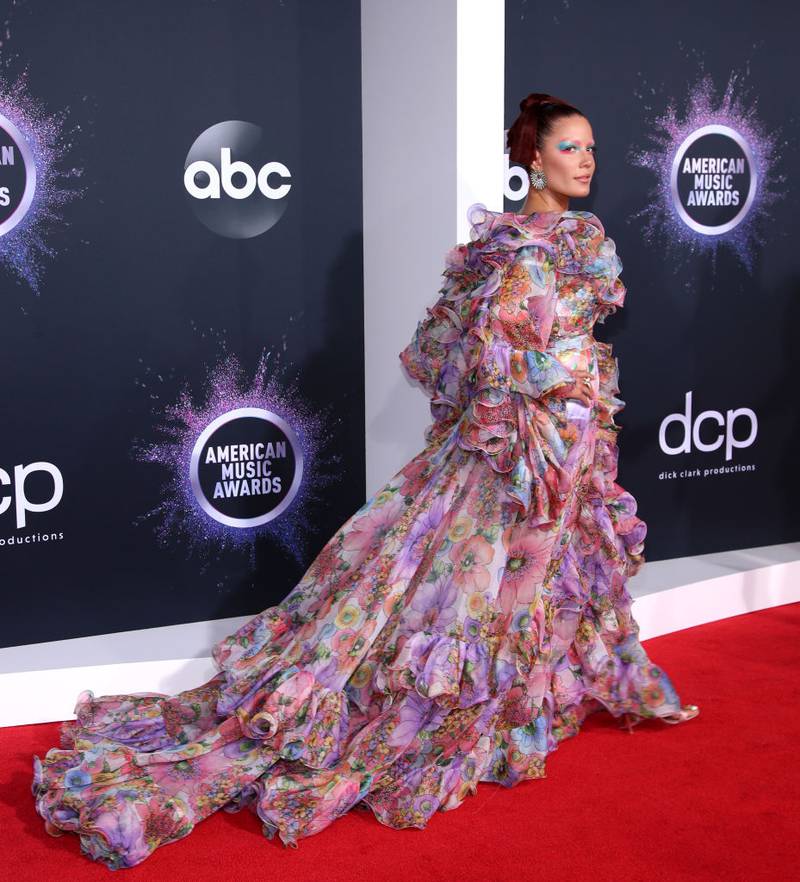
[547,368,595,407]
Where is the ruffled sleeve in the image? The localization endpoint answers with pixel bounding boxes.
[399,203,608,525]
[456,240,575,523]
[466,242,575,403]
[592,236,627,325]
[399,206,575,442]
[398,241,477,444]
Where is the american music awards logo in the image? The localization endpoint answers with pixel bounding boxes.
[0,75,83,293]
[190,407,303,529]
[670,125,756,235]
[629,70,784,272]
[133,348,338,562]
[0,110,36,236]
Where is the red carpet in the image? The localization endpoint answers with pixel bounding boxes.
[2,602,798,881]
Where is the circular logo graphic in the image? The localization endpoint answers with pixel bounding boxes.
[670,124,756,236]
[190,407,303,528]
[0,111,37,237]
[183,120,292,239]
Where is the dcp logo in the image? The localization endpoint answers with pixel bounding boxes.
[183,120,291,239]
[190,407,303,528]
[0,111,37,237]
[671,124,757,235]
[659,391,757,461]
[0,462,63,528]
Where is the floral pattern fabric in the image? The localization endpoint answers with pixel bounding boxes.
[32,203,684,869]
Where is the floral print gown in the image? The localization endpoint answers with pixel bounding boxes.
[33,204,685,869]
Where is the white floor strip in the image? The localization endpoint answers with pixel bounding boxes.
[631,556,800,639]
[4,558,798,728]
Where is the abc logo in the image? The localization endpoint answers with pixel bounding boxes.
[659,391,757,461]
[183,120,291,239]
[0,462,64,528]
[503,133,530,203]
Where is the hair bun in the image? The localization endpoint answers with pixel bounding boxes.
[520,93,552,112]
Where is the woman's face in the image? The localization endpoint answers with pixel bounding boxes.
[531,114,596,199]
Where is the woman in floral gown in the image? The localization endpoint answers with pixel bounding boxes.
[32,93,698,869]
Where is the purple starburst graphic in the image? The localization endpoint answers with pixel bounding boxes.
[628,68,786,274]
[0,70,84,293]
[133,347,341,566]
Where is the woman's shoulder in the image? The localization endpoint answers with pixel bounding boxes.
[467,203,605,238]
[463,202,619,278]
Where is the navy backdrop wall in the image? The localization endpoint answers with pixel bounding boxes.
[504,0,800,560]
[0,0,364,648]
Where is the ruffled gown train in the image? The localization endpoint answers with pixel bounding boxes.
[32,204,685,869]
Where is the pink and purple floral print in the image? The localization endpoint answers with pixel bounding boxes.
[32,203,683,869]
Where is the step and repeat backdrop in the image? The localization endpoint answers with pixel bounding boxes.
[2,0,798,656]
[0,0,364,648]
[504,0,799,559]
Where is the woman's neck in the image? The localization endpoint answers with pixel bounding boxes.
[520,193,569,215]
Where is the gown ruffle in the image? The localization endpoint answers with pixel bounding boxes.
[32,203,684,869]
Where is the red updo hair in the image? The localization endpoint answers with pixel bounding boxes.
[507,92,585,169]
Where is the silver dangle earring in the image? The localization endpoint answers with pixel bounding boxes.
[529,166,547,190]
